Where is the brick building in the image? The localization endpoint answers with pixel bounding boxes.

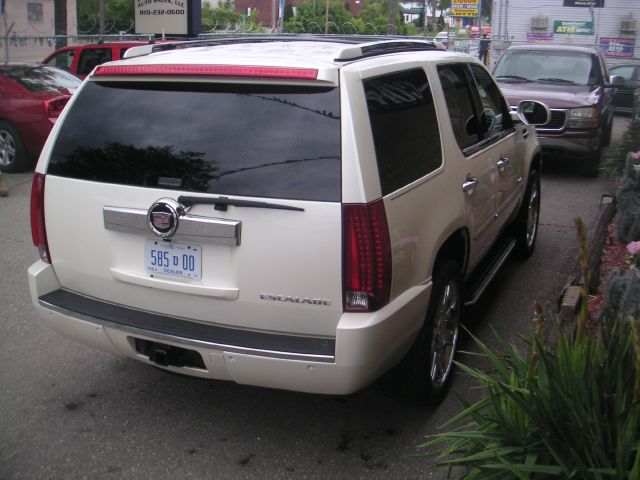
[1,0,77,62]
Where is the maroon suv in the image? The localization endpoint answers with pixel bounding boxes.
[493,44,624,176]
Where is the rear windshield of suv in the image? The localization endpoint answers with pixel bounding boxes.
[48,81,341,202]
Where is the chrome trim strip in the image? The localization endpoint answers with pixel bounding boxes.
[39,290,335,363]
[103,206,242,246]
[536,108,568,133]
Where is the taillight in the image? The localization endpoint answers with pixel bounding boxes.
[30,173,50,263]
[342,199,391,312]
[43,96,70,124]
[93,64,319,80]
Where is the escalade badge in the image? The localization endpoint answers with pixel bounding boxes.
[147,198,184,238]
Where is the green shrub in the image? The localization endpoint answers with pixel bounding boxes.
[617,153,640,244]
[421,313,640,479]
[601,121,640,178]
[421,219,640,478]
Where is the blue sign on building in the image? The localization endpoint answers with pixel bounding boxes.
[599,37,635,57]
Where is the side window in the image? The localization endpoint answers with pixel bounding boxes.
[120,48,130,59]
[364,68,442,195]
[46,50,74,70]
[27,3,44,23]
[469,64,513,139]
[78,48,112,75]
[437,64,479,151]
[611,66,634,81]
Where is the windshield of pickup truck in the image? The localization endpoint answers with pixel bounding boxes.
[494,50,596,86]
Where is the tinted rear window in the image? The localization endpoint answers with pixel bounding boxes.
[48,81,341,202]
[364,68,442,195]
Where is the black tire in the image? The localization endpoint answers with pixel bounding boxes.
[602,119,613,147]
[0,121,29,173]
[582,149,601,178]
[512,169,540,259]
[391,260,463,405]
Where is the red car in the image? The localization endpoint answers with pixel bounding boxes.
[42,41,154,79]
[0,63,81,173]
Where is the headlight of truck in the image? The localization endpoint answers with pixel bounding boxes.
[568,107,599,128]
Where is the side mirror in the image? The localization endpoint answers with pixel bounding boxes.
[465,115,480,136]
[514,100,551,126]
[607,75,625,88]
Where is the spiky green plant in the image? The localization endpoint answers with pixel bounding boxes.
[421,316,640,479]
[420,217,640,479]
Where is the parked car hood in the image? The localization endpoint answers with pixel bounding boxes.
[497,81,601,109]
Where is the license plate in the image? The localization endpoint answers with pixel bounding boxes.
[145,239,201,280]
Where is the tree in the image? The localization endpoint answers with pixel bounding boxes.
[359,0,408,34]
[201,3,240,31]
[283,0,353,34]
[77,0,134,34]
[284,4,295,22]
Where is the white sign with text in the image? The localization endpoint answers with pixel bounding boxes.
[135,0,189,35]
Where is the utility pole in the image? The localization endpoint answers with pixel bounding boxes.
[99,0,105,35]
[387,0,398,33]
[2,14,13,63]
[325,0,329,33]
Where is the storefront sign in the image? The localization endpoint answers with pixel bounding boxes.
[599,37,635,57]
[563,0,604,7]
[553,20,593,35]
[135,0,201,36]
[451,0,479,17]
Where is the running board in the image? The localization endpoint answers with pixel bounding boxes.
[464,237,516,307]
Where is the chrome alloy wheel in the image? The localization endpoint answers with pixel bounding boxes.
[526,179,540,248]
[0,128,16,168]
[429,280,460,388]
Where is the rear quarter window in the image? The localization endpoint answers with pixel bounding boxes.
[77,48,113,76]
[45,49,75,70]
[47,81,342,202]
[364,68,442,195]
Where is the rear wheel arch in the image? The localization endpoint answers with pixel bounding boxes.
[433,228,469,278]
[529,153,541,175]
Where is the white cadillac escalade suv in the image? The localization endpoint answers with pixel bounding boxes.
[28,35,547,404]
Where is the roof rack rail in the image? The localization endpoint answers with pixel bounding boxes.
[121,34,444,61]
[334,39,444,61]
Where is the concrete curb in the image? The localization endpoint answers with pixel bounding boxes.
[559,193,617,325]
[0,173,8,197]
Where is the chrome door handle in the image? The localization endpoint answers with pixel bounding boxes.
[462,177,479,193]
[497,157,510,172]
